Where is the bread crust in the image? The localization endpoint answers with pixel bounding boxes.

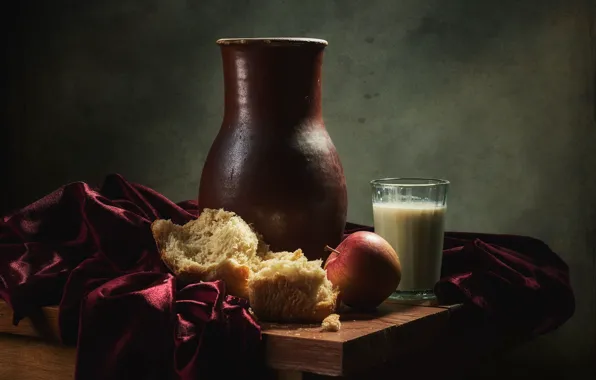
[150,209,339,323]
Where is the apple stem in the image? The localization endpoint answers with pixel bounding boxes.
[323,245,341,270]
[324,245,340,255]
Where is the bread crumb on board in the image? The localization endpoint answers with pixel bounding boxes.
[321,313,341,332]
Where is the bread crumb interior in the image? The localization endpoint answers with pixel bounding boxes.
[151,208,338,323]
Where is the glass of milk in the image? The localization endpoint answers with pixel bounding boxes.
[371,178,449,301]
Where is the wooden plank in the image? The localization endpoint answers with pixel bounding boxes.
[0,334,75,380]
[0,302,61,343]
[261,303,449,376]
[0,301,449,378]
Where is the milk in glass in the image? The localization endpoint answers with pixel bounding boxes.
[373,202,446,292]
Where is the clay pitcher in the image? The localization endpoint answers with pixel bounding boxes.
[198,37,348,260]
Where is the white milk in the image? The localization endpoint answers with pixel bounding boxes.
[373,202,446,292]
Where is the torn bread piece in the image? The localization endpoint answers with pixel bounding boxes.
[151,208,339,323]
[249,250,339,323]
[151,208,267,299]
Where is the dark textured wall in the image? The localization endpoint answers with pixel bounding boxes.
[2,0,595,377]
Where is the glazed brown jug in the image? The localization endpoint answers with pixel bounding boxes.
[198,37,348,260]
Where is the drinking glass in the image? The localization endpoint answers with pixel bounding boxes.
[371,178,449,300]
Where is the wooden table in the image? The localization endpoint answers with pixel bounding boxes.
[0,299,525,379]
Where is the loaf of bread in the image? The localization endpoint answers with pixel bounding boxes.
[151,208,338,323]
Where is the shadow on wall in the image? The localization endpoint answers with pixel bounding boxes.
[0,0,571,215]
[403,0,561,61]
[0,0,260,214]
[1,1,21,215]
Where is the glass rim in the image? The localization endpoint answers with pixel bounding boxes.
[370,177,450,187]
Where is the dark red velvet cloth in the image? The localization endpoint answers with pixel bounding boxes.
[0,174,262,380]
[0,175,574,379]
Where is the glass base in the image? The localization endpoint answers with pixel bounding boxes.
[389,289,436,301]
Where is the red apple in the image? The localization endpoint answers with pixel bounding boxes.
[325,231,401,310]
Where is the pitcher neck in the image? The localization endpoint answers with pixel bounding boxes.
[220,43,325,127]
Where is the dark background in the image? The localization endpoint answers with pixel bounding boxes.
[2,0,595,378]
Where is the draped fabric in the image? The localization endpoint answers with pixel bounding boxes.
[0,175,574,379]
